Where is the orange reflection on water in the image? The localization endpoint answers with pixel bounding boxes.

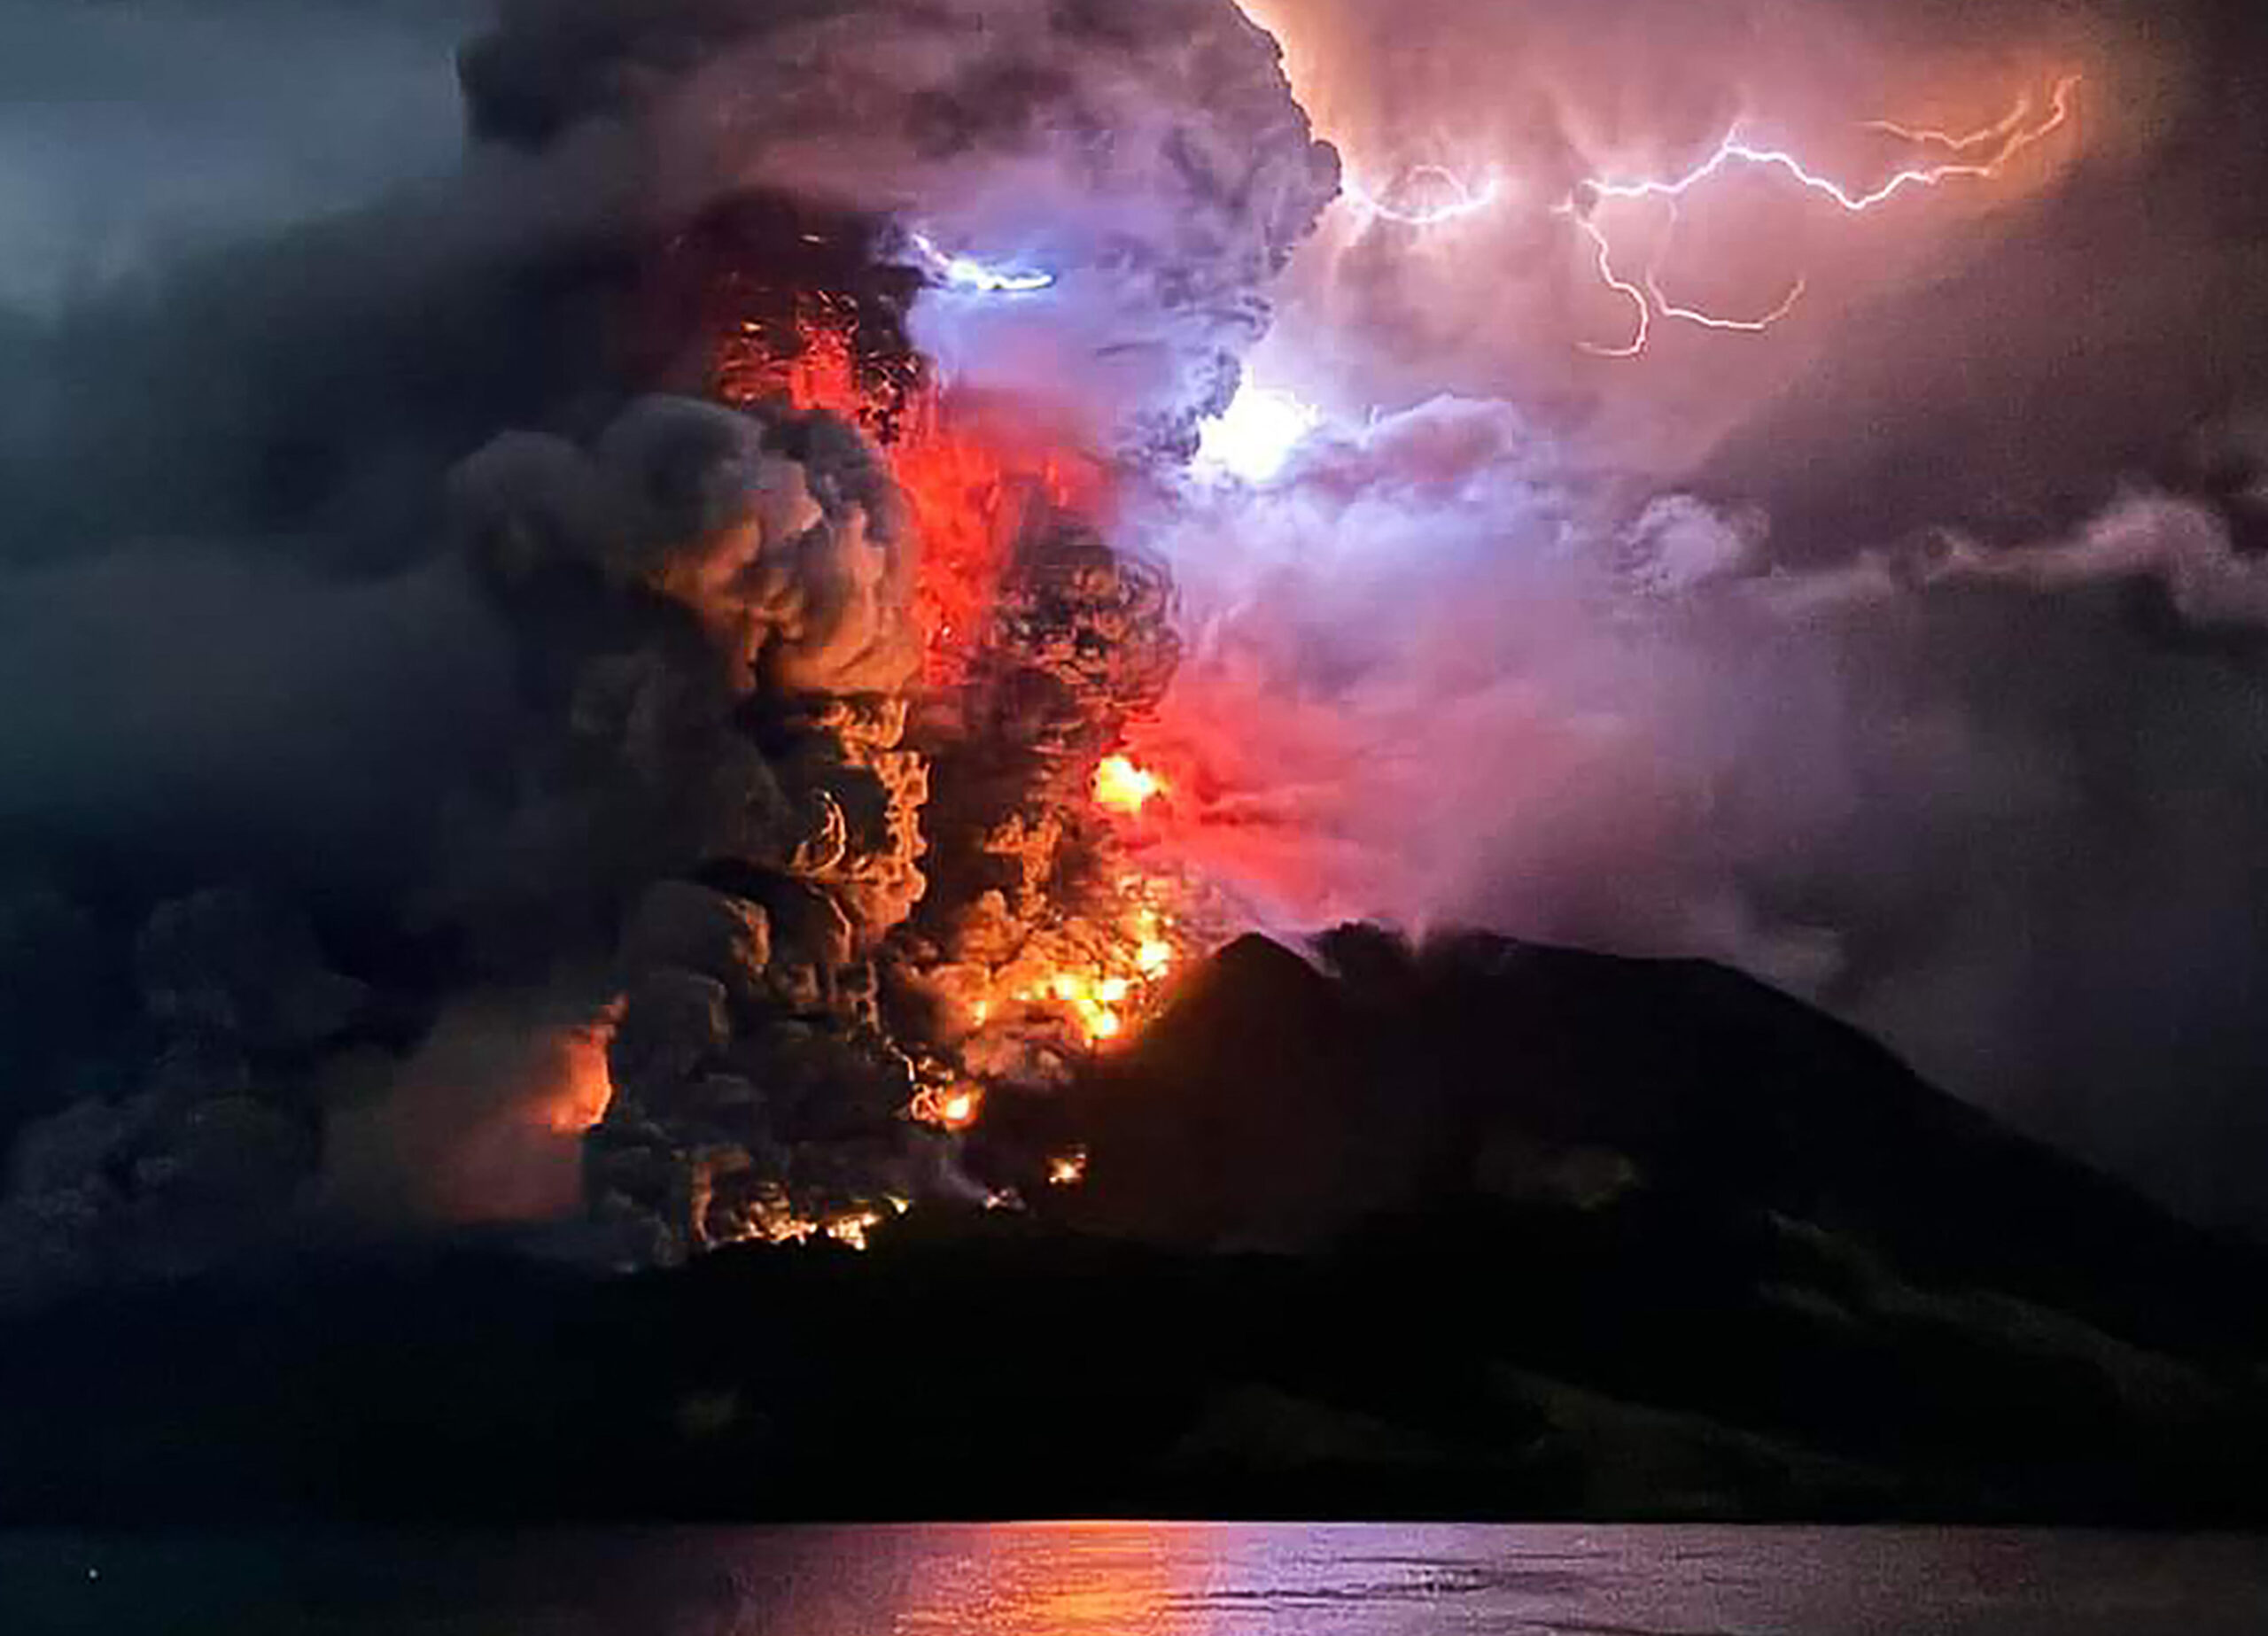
[889,1523,1196,1636]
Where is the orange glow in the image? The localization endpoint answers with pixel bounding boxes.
[715,303,1104,685]
[1023,969,1129,1043]
[726,1189,897,1252]
[824,1210,884,1252]
[990,890,1187,1050]
[1092,754,1168,818]
[1048,1149,1090,1188]
[746,1193,819,1246]
[892,420,1099,686]
[911,1081,985,1131]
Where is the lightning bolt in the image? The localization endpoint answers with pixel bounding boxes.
[1862,92,2042,156]
[1559,205,1652,360]
[1558,198,1809,358]
[1567,74,2083,355]
[907,231,1056,295]
[1344,165,1505,228]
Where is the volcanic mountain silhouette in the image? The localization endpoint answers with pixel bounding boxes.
[4,930,2264,1523]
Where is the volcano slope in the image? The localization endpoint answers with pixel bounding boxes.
[4,929,2264,1524]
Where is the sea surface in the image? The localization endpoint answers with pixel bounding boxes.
[4,1524,2266,1634]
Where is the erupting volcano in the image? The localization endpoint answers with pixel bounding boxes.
[406,0,1341,1261]
[11,0,2268,1345]
[682,242,1224,1225]
[16,0,2268,1552]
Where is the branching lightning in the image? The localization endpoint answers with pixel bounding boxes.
[1581,74,2081,218]
[1559,205,1653,360]
[1345,165,1505,228]
[1557,196,1809,357]
[1862,91,2043,157]
[1324,74,2081,360]
[1565,73,2083,355]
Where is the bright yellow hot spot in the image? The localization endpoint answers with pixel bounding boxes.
[911,1082,985,1131]
[1093,755,1167,817]
[825,1211,883,1252]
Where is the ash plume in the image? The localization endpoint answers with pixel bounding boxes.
[1126,0,2268,1230]
[0,0,1332,1298]
[326,994,621,1228]
[5,0,2268,1300]
[459,0,1338,458]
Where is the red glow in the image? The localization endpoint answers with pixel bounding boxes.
[1115,657,1413,927]
[716,303,1106,685]
[892,407,1107,686]
[1093,754,1169,818]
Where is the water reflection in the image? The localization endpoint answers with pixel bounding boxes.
[886,1524,1192,1636]
[11,1523,2268,1634]
[711,1524,2268,1636]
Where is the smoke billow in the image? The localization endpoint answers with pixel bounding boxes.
[4,0,2268,1294]
[0,0,1332,1298]
[326,995,620,1227]
[460,0,1338,458]
[1127,0,2268,1228]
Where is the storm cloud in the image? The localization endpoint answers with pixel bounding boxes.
[3,0,2268,1274]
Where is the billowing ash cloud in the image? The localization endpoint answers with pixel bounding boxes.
[0,393,953,1292]
[1138,399,2268,1221]
[1122,0,2268,1229]
[4,0,2266,1287]
[326,995,619,1228]
[0,0,1334,1297]
[0,0,482,314]
[460,0,1338,456]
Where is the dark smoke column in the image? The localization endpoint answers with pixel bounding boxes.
[458,0,1340,460]
[447,0,1339,1249]
[0,0,1337,1291]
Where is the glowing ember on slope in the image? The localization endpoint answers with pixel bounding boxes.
[911,1082,985,1131]
[1008,893,1185,1047]
[823,1211,885,1251]
[934,875,1196,1060]
[707,1182,908,1254]
[1093,755,1168,817]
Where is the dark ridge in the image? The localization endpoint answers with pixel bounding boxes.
[3,931,2264,1524]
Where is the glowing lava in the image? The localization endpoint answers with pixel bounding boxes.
[912,1082,985,1131]
[717,301,1103,683]
[1007,894,1184,1046]
[1094,754,1168,818]
[942,880,1189,1054]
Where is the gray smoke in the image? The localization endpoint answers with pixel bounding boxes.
[1129,0,2268,1231]
[0,0,1332,1297]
